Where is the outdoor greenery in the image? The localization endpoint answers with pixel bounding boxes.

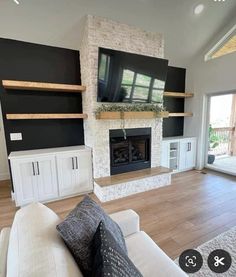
[209,124,219,149]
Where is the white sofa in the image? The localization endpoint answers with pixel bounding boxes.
[0,203,186,277]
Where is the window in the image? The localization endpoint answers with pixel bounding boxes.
[212,35,236,59]
[98,54,110,81]
[152,79,165,103]
[121,69,164,103]
[205,25,236,61]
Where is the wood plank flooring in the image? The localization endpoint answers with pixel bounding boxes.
[0,169,236,259]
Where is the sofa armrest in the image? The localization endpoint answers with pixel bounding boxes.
[109,209,140,238]
[0,228,11,277]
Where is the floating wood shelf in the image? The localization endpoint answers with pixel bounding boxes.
[164,92,194,98]
[96,111,169,120]
[2,80,86,93]
[6,113,88,120]
[168,112,193,117]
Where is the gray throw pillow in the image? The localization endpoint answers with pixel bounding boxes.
[56,196,127,276]
[92,221,143,277]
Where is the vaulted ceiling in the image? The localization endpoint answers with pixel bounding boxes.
[0,0,236,67]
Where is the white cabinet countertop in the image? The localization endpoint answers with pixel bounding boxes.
[162,136,196,141]
[9,145,91,160]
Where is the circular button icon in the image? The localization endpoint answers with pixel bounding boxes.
[179,249,203,273]
[207,249,232,273]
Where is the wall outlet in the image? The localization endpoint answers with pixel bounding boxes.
[10,133,22,141]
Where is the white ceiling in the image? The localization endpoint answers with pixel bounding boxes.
[0,0,236,67]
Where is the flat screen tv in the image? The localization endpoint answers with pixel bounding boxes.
[97,47,169,103]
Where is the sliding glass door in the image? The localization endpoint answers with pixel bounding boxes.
[206,93,236,175]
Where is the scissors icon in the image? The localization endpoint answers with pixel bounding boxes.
[214,256,225,267]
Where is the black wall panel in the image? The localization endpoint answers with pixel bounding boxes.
[163,66,186,137]
[0,38,84,154]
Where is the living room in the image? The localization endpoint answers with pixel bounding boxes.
[0,0,236,276]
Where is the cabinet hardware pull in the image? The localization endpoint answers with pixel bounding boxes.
[76,157,78,170]
[187,142,191,151]
[72,157,75,170]
[37,162,40,175]
[32,162,35,176]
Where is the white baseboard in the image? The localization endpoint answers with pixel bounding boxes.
[0,172,10,181]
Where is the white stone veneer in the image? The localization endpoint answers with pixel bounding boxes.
[94,173,171,202]
[80,15,165,179]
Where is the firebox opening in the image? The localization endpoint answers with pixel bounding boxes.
[110,128,151,175]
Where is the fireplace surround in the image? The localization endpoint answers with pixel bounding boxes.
[80,15,164,178]
[110,128,151,175]
[80,15,172,202]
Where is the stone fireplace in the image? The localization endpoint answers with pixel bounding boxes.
[80,15,164,178]
[110,128,151,175]
[79,15,171,201]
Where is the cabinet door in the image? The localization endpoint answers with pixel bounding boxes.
[57,151,93,197]
[36,156,58,201]
[179,140,188,171]
[169,141,179,171]
[186,139,197,169]
[11,158,38,206]
[57,153,81,197]
[179,138,197,170]
[161,141,169,168]
[75,151,93,193]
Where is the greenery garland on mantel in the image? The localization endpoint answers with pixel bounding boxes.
[95,104,165,117]
[95,104,166,138]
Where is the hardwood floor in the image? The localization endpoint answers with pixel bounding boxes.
[0,169,236,259]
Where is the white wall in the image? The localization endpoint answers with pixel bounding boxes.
[185,42,236,169]
[0,105,9,181]
[1,0,235,69]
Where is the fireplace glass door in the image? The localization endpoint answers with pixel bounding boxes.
[111,139,129,166]
[110,128,151,175]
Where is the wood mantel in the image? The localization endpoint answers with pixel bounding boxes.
[95,111,194,119]
[95,111,169,120]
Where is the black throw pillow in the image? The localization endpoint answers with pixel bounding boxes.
[92,221,143,277]
[56,195,127,276]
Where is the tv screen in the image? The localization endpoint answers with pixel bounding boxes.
[97,47,169,103]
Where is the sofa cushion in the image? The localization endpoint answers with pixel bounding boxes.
[92,221,143,277]
[125,231,187,277]
[56,196,127,276]
[0,228,10,277]
[7,203,82,277]
[109,209,140,238]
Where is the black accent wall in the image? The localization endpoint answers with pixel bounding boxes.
[163,66,186,137]
[0,38,84,155]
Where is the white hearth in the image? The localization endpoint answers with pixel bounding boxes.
[94,170,171,202]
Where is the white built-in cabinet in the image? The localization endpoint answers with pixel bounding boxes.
[9,146,93,207]
[161,137,197,172]
[57,150,92,197]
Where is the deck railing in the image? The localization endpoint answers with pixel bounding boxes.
[209,127,235,156]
